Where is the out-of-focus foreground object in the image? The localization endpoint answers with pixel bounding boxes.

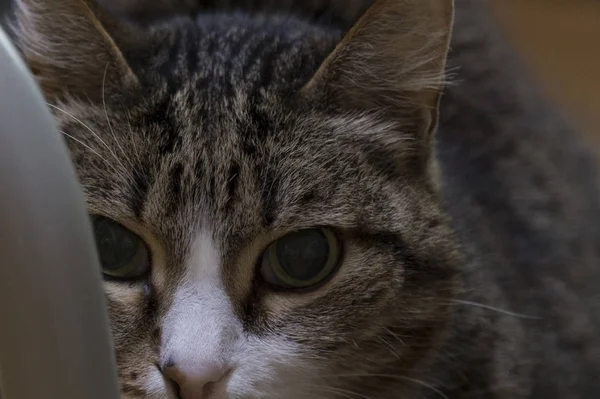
[0,21,121,399]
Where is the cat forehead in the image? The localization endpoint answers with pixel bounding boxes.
[57,14,418,248]
[61,95,407,238]
[136,14,340,96]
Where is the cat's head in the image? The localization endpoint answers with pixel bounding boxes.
[14,0,461,397]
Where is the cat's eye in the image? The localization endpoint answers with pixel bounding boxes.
[91,216,150,279]
[260,228,341,289]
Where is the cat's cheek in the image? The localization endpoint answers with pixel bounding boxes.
[105,281,146,307]
[137,366,175,399]
[117,363,175,399]
[103,283,168,397]
[226,335,320,399]
[104,282,149,342]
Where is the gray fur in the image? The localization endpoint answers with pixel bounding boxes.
[8,0,600,398]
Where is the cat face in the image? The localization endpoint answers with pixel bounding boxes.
[14,0,460,397]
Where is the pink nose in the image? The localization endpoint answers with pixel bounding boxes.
[163,362,228,399]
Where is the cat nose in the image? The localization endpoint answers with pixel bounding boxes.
[163,361,229,398]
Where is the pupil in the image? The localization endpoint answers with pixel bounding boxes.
[94,220,137,270]
[276,229,330,281]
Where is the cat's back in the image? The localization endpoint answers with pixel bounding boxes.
[438,1,600,397]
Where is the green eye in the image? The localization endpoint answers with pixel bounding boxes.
[260,228,341,289]
[91,216,150,279]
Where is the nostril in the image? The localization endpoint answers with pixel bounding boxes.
[163,362,229,399]
[163,367,184,398]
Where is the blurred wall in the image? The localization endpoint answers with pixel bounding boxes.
[491,0,600,153]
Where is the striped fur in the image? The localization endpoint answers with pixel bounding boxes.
[8,0,600,398]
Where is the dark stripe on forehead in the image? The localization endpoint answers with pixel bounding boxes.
[225,28,255,76]
[241,34,269,81]
[157,28,184,91]
[146,97,181,156]
[260,167,279,226]
[247,103,272,137]
[158,129,182,156]
[166,162,185,217]
[242,138,257,156]
[184,28,200,76]
[256,40,284,93]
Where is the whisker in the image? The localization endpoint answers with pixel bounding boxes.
[49,102,135,185]
[100,66,147,198]
[102,63,124,155]
[309,385,373,399]
[259,143,278,224]
[59,130,111,167]
[384,328,406,347]
[125,110,143,165]
[449,299,542,320]
[102,63,134,172]
[47,103,119,162]
[324,374,448,399]
[124,109,151,192]
[306,387,355,399]
[394,375,448,399]
[376,335,400,359]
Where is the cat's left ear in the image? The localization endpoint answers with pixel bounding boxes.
[14,0,139,102]
[302,0,454,151]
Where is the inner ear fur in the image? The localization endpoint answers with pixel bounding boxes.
[302,0,454,146]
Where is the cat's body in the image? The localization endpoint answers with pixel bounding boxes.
[437,6,600,396]
[5,0,600,398]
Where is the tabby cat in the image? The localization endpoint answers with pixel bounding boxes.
[8,0,600,397]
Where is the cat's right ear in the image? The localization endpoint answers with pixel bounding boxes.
[13,0,139,102]
[302,0,454,153]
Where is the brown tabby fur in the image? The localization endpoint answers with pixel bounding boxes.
[4,0,600,397]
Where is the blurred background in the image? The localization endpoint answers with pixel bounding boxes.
[490,0,600,153]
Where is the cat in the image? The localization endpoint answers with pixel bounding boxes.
[7,0,600,398]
